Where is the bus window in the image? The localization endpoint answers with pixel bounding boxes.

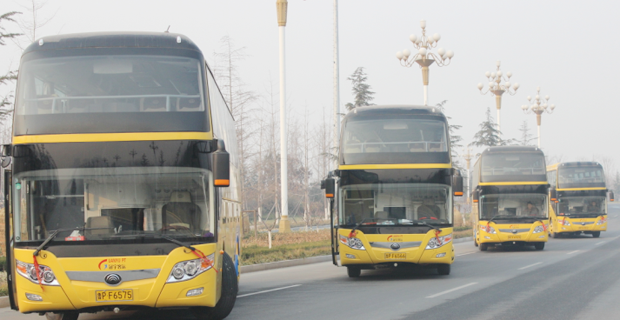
[342,119,447,154]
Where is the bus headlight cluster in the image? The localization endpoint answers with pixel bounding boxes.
[426,234,453,250]
[15,260,59,286]
[597,219,607,225]
[339,234,365,250]
[167,253,215,283]
[481,225,496,234]
[532,226,545,234]
[559,220,571,226]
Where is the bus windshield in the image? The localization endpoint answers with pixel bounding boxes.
[480,193,548,220]
[343,119,447,154]
[558,167,605,189]
[13,55,207,135]
[13,167,215,243]
[339,183,452,226]
[481,153,546,178]
[557,196,607,217]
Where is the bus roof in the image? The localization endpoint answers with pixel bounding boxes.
[481,146,542,155]
[342,105,448,122]
[548,161,602,171]
[23,32,201,56]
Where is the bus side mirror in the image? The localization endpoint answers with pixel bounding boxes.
[452,175,463,196]
[323,178,335,198]
[610,191,615,202]
[212,140,230,187]
[550,188,557,202]
[1,144,11,168]
[473,190,479,203]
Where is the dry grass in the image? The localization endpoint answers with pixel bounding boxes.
[0,271,7,297]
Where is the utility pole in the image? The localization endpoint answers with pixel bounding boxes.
[276,0,291,233]
[333,0,341,169]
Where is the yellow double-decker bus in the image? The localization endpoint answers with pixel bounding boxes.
[3,32,241,320]
[547,162,612,238]
[323,105,463,277]
[472,146,549,251]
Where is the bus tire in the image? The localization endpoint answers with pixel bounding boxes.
[437,264,450,275]
[474,230,478,247]
[192,253,238,320]
[534,242,545,251]
[45,312,79,320]
[479,243,488,251]
[347,267,361,278]
[592,232,601,238]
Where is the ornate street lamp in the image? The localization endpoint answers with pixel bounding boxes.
[521,87,556,148]
[477,61,520,133]
[396,20,454,106]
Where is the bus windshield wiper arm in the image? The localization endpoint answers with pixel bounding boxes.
[33,229,61,257]
[412,220,442,232]
[157,234,196,251]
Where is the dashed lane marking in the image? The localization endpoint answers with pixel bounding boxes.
[518,262,543,270]
[567,250,580,255]
[237,284,302,298]
[457,252,475,257]
[426,282,478,298]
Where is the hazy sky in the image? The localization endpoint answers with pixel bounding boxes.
[1,0,619,171]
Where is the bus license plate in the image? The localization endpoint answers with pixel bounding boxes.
[507,236,521,240]
[96,290,133,302]
[384,253,406,260]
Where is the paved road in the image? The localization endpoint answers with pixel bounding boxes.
[4,206,620,320]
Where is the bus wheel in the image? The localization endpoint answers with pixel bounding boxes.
[592,232,601,238]
[479,243,488,251]
[45,313,79,320]
[551,232,560,238]
[192,253,238,320]
[347,267,361,278]
[437,264,450,275]
[534,242,545,251]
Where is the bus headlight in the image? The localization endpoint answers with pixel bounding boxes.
[426,234,453,250]
[15,260,59,286]
[597,219,607,225]
[339,234,365,250]
[532,226,544,234]
[559,220,571,226]
[481,225,496,234]
[167,253,215,283]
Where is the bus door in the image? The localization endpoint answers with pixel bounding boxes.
[4,169,18,310]
[322,178,338,266]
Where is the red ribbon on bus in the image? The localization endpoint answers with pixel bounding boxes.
[32,254,44,291]
[190,248,218,273]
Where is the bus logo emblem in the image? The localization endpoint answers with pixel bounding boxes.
[390,243,401,250]
[104,274,122,285]
[512,230,517,234]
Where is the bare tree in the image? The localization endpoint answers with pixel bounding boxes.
[213,36,257,211]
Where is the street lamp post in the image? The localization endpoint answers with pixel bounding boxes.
[276,0,291,233]
[477,61,520,133]
[521,87,556,148]
[463,147,473,205]
[396,20,454,106]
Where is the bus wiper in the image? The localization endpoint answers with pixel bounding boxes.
[348,219,374,237]
[157,234,196,251]
[33,226,110,256]
[412,220,442,232]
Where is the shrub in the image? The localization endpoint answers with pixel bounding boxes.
[0,256,5,272]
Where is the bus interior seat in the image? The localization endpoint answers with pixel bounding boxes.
[365,139,381,153]
[409,142,425,152]
[178,97,201,111]
[85,216,114,236]
[141,97,167,111]
[162,191,201,231]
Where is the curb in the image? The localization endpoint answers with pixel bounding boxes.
[240,255,332,274]
[0,296,9,309]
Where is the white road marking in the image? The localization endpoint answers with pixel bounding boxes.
[426,282,478,298]
[567,250,580,255]
[595,241,606,246]
[237,284,302,298]
[518,262,543,270]
[457,252,475,257]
